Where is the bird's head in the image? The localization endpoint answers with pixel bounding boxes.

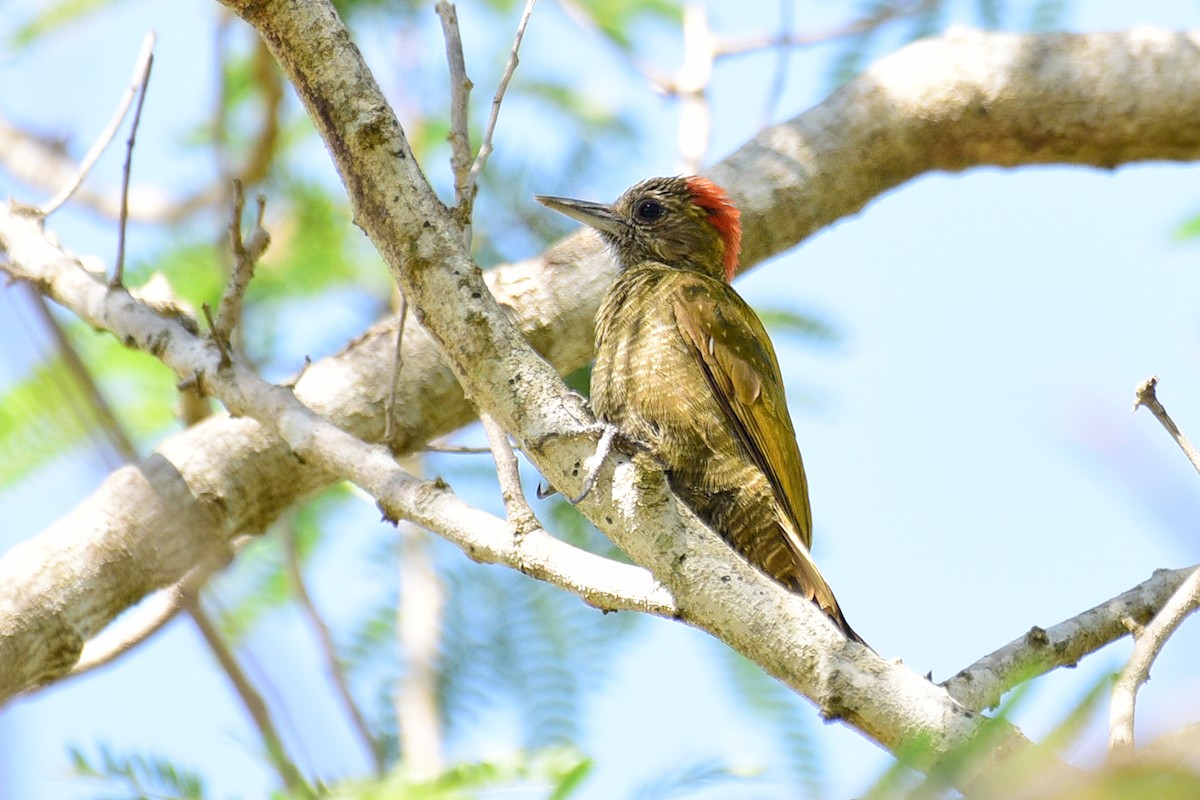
[537,176,742,283]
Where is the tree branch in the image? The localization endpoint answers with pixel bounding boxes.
[40,31,156,217]
[183,591,315,798]
[213,182,270,347]
[943,566,1197,713]
[1133,376,1200,477]
[6,24,1200,773]
[1109,566,1200,753]
[0,203,674,702]
[212,1,1063,777]
[111,38,155,288]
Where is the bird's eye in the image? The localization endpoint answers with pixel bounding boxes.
[634,199,664,223]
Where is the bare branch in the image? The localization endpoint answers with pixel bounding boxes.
[759,0,793,127]
[422,442,493,454]
[201,302,230,367]
[383,290,408,442]
[0,200,675,704]
[675,2,715,173]
[111,40,155,287]
[554,0,673,91]
[465,0,537,197]
[213,182,271,346]
[40,31,156,217]
[1133,376,1200,478]
[436,1,473,207]
[396,521,444,777]
[944,566,1197,712]
[183,593,315,798]
[10,26,1200,771]
[715,0,924,58]
[285,525,382,775]
[52,554,229,687]
[1109,566,1200,753]
[215,3,1053,778]
[480,413,540,537]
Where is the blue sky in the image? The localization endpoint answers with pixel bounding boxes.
[2,1,1200,798]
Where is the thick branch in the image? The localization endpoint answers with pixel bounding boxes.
[6,24,1200,764]
[212,0,1064,775]
[709,27,1200,269]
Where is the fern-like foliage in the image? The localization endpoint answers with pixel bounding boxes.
[436,552,640,752]
[714,646,825,799]
[68,744,207,800]
[628,758,756,800]
[328,748,592,800]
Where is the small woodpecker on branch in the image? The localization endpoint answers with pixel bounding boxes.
[537,176,864,644]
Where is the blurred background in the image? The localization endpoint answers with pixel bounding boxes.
[1,0,1199,797]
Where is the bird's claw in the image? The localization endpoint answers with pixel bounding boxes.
[567,423,618,504]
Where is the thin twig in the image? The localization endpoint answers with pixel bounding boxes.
[421,443,494,454]
[383,291,408,442]
[213,10,235,193]
[759,0,793,127]
[480,413,540,537]
[240,39,286,186]
[111,36,155,288]
[715,0,924,57]
[183,592,315,799]
[464,0,537,200]
[436,1,473,207]
[201,303,230,367]
[285,525,382,775]
[1109,566,1200,753]
[41,31,156,217]
[214,181,270,346]
[554,0,673,91]
[1133,376,1200,477]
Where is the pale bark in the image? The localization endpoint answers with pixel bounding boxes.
[944,566,1197,713]
[4,16,1200,776]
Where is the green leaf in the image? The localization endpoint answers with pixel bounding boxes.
[8,0,117,48]
[1173,211,1200,242]
[329,748,591,800]
[574,0,680,50]
[754,306,841,347]
[548,756,595,800]
[437,560,639,751]
[0,356,97,488]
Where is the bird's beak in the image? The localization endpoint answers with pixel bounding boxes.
[535,195,626,238]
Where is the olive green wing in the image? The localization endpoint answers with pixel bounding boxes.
[670,273,864,643]
[669,273,813,548]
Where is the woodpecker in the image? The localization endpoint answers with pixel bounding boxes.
[537,176,862,644]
